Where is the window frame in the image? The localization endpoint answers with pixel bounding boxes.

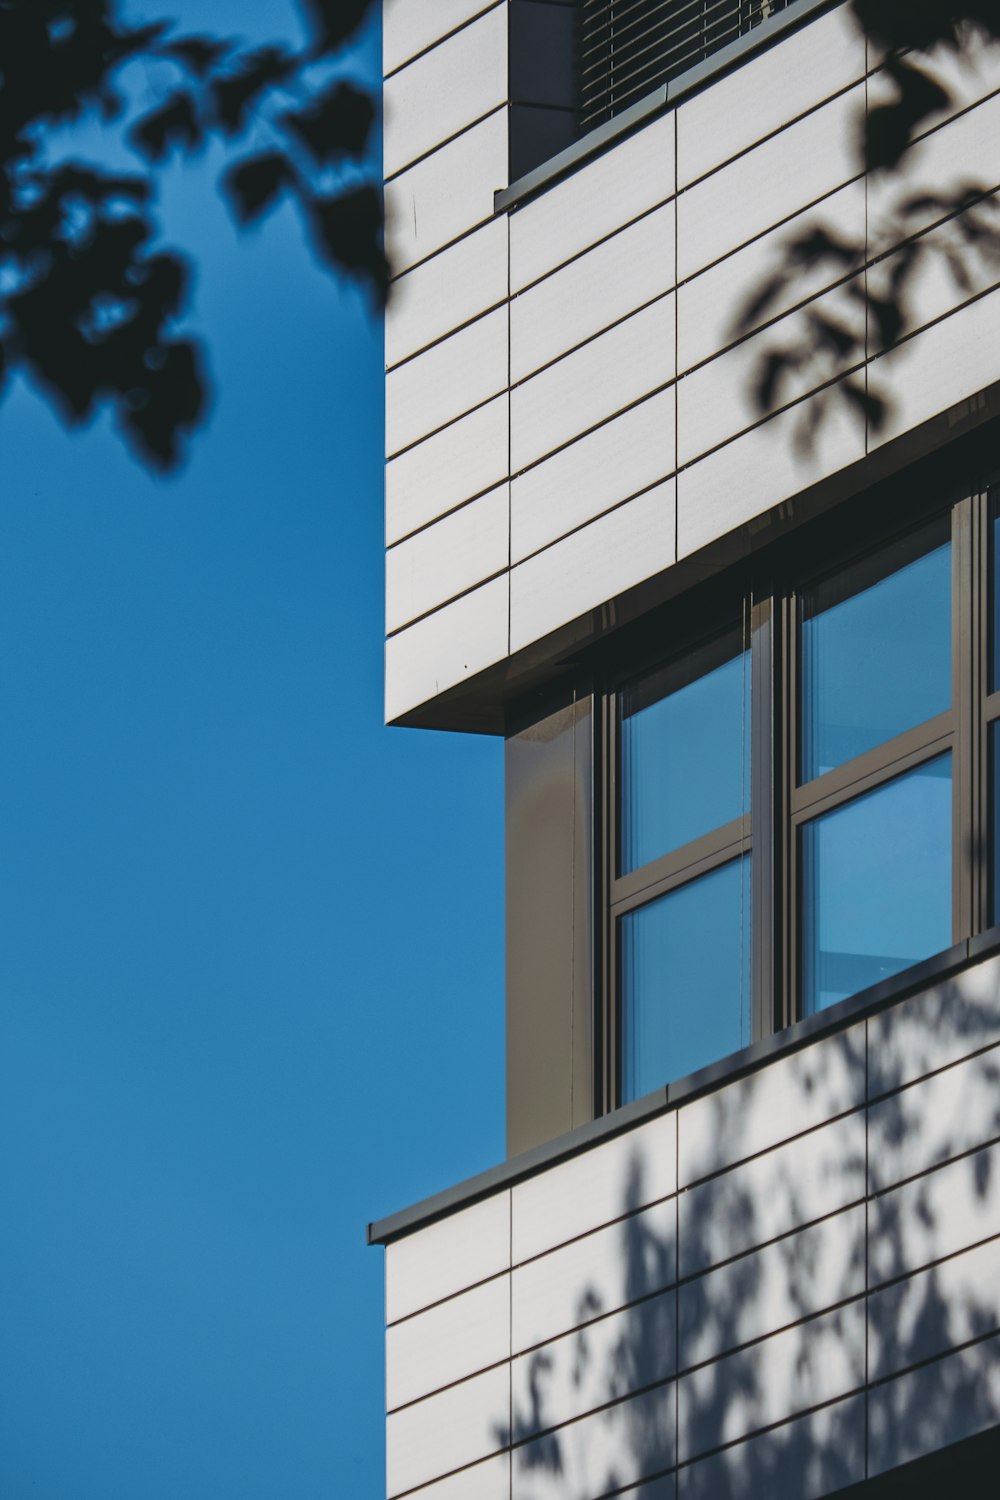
[595,481,998,1116]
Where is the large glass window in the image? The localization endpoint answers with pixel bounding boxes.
[614,632,750,1103]
[795,520,955,1015]
[800,756,952,1013]
[600,482,1000,1116]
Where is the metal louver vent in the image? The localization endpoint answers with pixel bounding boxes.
[580,0,793,131]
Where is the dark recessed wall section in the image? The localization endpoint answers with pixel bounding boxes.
[506,689,595,1158]
[508,0,580,182]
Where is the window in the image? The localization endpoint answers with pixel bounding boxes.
[580,0,795,132]
[597,481,1000,1112]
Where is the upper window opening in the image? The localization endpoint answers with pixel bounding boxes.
[580,0,795,132]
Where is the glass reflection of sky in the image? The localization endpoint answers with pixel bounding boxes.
[801,755,952,1013]
[620,651,750,874]
[620,855,751,1101]
[800,543,951,781]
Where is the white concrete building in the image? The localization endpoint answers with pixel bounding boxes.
[372,3,1000,1496]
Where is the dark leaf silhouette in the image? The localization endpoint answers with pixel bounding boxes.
[130,92,202,162]
[309,184,387,296]
[211,47,296,134]
[301,0,372,55]
[281,81,375,164]
[0,0,382,472]
[160,34,235,77]
[741,0,1000,444]
[224,153,295,226]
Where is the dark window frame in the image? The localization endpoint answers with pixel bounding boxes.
[594,479,1000,1117]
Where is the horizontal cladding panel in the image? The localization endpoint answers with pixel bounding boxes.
[870,283,1000,448]
[386,485,509,636]
[869,88,1000,244]
[512,1288,676,1441]
[676,83,862,284]
[677,180,866,375]
[386,109,508,276]
[679,1025,865,1187]
[383,0,497,76]
[868,1331,1000,1477]
[386,218,508,370]
[406,1453,511,1500]
[677,279,865,468]
[679,1111,867,1279]
[678,1299,866,1463]
[868,1140,1000,1285]
[868,220,1000,361]
[868,952,1000,1097]
[385,396,509,547]
[511,390,676,564]
[510,204,676,384]
[678,1392,865,1500]
[509,480,677,655]
[384,574,509,723]
[510,295,675,473]
[384,5,507,180]
[677,4,865,189]
[868,1043,1000,1195]
[509,115,675,293]
[678,1205,865,1373]
[386,1273,510,1412]
[513,1112,675,1264]
[386,1363,509,1498]
[386,306,507,458]
[512,1197,677,1354]
[677,383,865,562]
[869,1234,1000,1383]
[866,41,1000,180]
[511,1380,675,1500]
[385,1189,510,1325]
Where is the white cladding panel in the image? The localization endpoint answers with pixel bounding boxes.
[384,574,509,723]
[386,217,508,369]
[386,484,509,635]
[509,480,676,653]
[510,204,676,383]
[511,389,675,563]
[384,5,507,180]
[676,4,865,186]
[385,108,507,276]
[509,115,675,292]
[385,395,509,547]
[386,306,507,457]
[383,0,498,76]
[381,954,1000,1496]
[510,294,676,472]
[384,3,1000,722]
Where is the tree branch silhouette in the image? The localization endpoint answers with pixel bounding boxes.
[0,0,385,473]
[735,0,1000,448]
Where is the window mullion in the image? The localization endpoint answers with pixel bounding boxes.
[750,593,777,1045]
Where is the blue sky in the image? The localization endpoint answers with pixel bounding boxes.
[0,5,504,1496]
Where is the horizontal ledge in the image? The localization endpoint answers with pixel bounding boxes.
[494,0,840,215]
[367,928,1000,1246]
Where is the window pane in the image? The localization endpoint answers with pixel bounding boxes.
[800,755,952,1015]
[619,855,751,1101]
[619,641,750,874]
[993,722,1000,926]
[799,529,951,781]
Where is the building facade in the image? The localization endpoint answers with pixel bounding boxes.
[372,2,1000,1495]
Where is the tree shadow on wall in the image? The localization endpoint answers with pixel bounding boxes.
[496,966,1000,1499]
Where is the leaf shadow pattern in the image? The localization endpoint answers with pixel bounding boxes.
[734,1,1000,451]
[0,0,385,472]
[493,963,1000,1499]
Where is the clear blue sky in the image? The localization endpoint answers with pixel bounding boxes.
[0,5,504,1496]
